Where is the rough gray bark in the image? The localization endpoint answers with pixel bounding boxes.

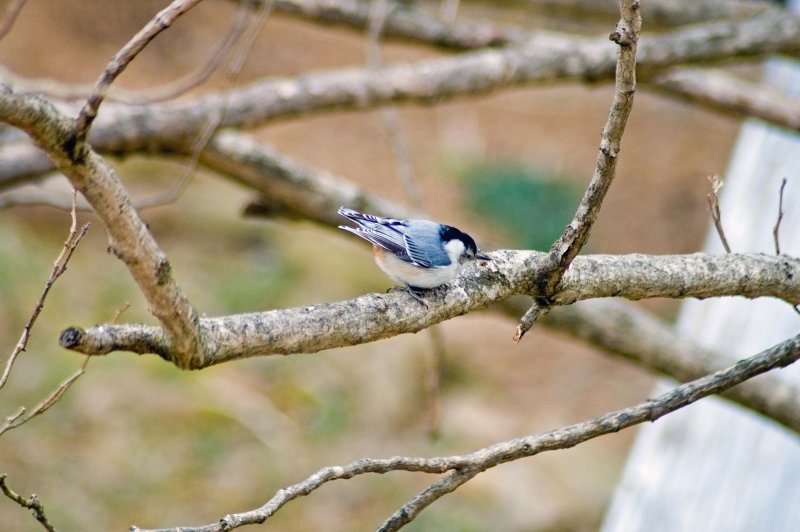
[58,252,800,367]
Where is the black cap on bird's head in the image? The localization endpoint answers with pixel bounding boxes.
[440,225,491,261]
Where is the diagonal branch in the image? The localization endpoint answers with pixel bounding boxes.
[516,0,641,340]
[0,89,203,369]
[537,298,800,434]
[131,330,800,531]
[1,189,89,390]
[0,0,26,41]
[200,130,417,225]
[0,474,56,532]
[72,0,203,140]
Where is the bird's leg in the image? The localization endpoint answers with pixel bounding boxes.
[405,284,429,307]
[387,284,429,307]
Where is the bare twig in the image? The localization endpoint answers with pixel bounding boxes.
[72,0,204,140]
[439,0,460,24]
[378,467,479,531]
[424,326,445,439]
[774,177,788,255]
[366,0,423,208]
[135,0,273,210]
[516,0,641,340]
[0,355,89,436]
[0,189,91,436]
[512,300,551,343]
[0,0,26,41]
[0,2,246,106]
[707,174,732,253]
[0,189,89,390]
[0,474,56,532]
[133,330,800,531]
[111,302,132,324]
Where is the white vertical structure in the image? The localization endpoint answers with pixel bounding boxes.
[602,5,800,531]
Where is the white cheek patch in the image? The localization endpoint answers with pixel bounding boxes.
[443,239,466,262]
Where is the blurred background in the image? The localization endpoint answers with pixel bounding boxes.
[0,1,748,530]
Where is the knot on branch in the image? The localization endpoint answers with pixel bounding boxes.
[59,326,85,350]
[609,30,637,47]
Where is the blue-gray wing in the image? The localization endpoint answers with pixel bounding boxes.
[338,207,412,259]
[404,221,450,268]
[338,208,451,268]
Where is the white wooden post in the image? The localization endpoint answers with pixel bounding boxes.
[602,5,800,531]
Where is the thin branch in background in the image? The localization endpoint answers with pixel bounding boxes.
[0,4,247,106]
[534,297,800,434]
[113,3,251,106]
[72,0,204,140]
[516,0,641,341]
[768,177,800,316]
[439,0,460,24]
[137,330,800,532]
[0,189,91,436]
[136,0,273,210]
[707,174,732,253]
[424,326,445,439]
[0,0,26,41]
[0,474,56,532]
[378,467,479,531]
[0,190,90,211]
[366,0,423,208]
[774,177,788,255]
[0,355,90,436]
[0,189,90,391]
[652,68,800,133]
[111,302,131,324]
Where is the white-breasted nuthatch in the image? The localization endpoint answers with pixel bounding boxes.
[338,207,491,303]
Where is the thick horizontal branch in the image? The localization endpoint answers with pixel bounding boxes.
[133,330,800,531]
[60,252,800,367]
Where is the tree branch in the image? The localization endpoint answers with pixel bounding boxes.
[3,6,800,187]
[131,330,800,531]
[0,474,56,532]
[72,0,203,140]
[538,298,800,434]
[1,189,89,390]
[516,0,640,340]
[653,67,800,132]
[202,130,416,226]
[58,252,800,367]
[0,89,203,368]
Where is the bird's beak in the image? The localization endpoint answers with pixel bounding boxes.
[476,252,492,261]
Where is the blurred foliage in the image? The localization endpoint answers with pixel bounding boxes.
[460,162,584,251]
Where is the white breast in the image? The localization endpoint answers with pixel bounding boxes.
[374,250,461,289]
